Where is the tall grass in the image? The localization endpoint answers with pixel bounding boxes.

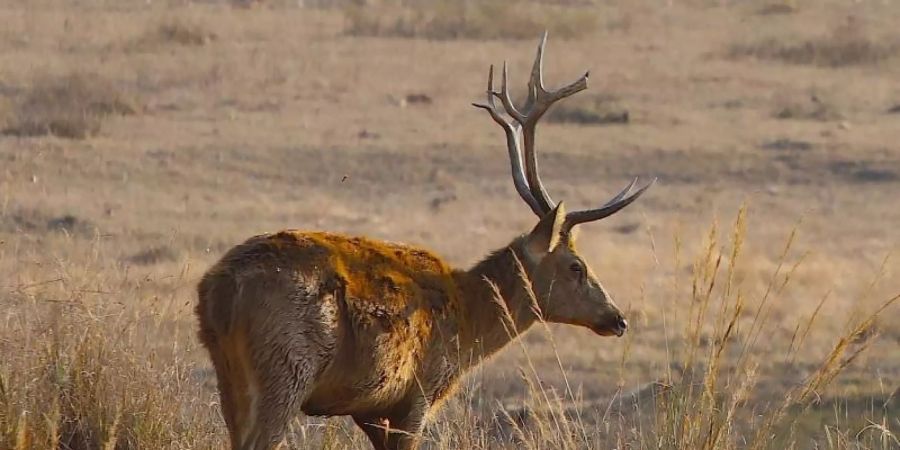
[0,239,221,449]
[647,209,897,450]
[0,208,896,448]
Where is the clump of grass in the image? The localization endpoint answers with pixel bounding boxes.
[344,0,598,40]
[729,20,898,67]
[126,245,181,266]
[1,208,98,238]
[128,18,216,50]
[731,36,896,67]
[774,91,842,121]
[0,244,221,449]
[155,20,216,46]
[545,94,630,125]
[2,73,139,139]
[4,331,153,448]
[0,96,12,128]
[645,208,898,449]
[756,2,797,16]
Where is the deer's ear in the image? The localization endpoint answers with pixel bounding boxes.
[525,202,566,258]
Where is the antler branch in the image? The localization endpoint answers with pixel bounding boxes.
[561,177,656,234]
[474,33,653,228]
[473,65,543,217]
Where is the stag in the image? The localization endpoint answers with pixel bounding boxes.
[196,34,654,450]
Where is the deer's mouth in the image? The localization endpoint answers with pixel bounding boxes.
[589,319,627,337]
[563,317,627,337]
[590,326,622,337]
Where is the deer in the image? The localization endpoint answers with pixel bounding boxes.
[195,33,654,450]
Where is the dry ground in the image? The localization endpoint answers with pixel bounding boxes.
[1,0,899,448]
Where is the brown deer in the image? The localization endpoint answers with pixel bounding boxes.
[196,34,653,450]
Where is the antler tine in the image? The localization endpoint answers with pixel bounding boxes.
[523,32,590,125]
[493,62,526,125]
[518,33,590,214]
[524,31,548,112]
[473,65,544,217]
[603,177,637,207]
[562,178,657,233]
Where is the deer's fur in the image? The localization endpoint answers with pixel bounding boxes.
[197,35,651,450]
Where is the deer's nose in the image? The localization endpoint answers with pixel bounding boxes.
[614,317,628,337]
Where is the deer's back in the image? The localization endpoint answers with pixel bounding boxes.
[197,230,463,415]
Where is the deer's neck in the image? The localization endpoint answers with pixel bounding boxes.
[451,237,538,369]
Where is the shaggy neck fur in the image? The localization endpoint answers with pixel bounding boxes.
[451,236,540,370]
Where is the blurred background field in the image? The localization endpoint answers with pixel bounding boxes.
[0,0,898,448]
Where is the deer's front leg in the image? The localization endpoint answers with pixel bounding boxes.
[353,405,426,450]
[353,416,390,450]
[384,404,427,450]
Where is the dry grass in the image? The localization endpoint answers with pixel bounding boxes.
[729,21,899,67]
[126,18,217,51]
[730,36,897,67]
[2,0,899,448]
[545,94,629,126]
[0,211,896,449]
[125,245,181,266]
[344,0,598,40]
[2,74,138,139]
[647,213,898,450]
[0,245,220,449]
[774,91,843,121]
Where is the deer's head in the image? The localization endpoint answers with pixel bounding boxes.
[474,33,654,338]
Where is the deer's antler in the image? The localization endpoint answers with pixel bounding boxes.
[474,32,654,233]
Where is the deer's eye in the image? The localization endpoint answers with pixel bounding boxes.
[569,262,584,276]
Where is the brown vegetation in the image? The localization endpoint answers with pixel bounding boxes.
[2,73,138,139]
[729,19,898,67]
[545,94,629,126]
[0,0,898,449]
[773,91,843,121]
[127,18,216,50]
[730,35,897,67]
[344,0,597,40]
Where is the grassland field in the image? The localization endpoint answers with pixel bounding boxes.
[0,0,898,448]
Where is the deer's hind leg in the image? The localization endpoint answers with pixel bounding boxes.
[207,333,251,450]
[220,329,332,450]
[240,295,339,448]
[209,326,273,450]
